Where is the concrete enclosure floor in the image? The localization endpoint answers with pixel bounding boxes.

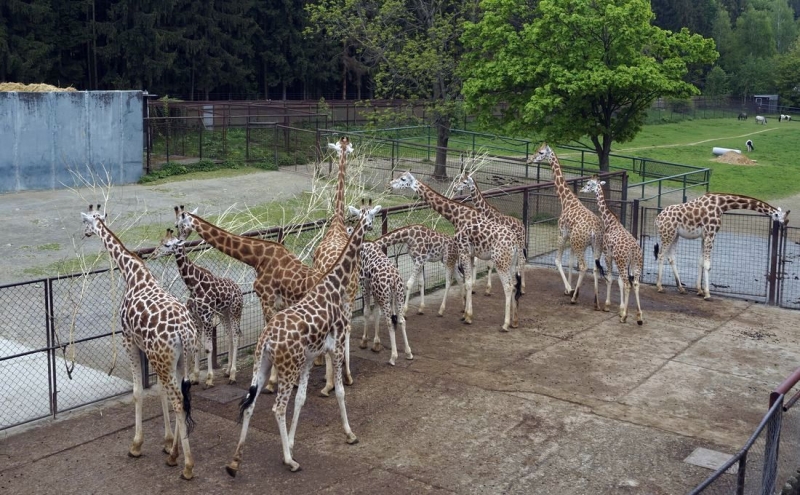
[2,267,799,495]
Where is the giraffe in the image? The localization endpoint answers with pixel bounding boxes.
[358,239,412,366]
[654,193,789,300]
[151,228,244,387]
[530,143,604,309]
[81,205,197,480]
[172,206,322,394]
[225,201,380,476]
[389,171,522,331]
[581,177,644,325]
[312,136,358,395]
[453,170,528,295]
[373,224,461,316]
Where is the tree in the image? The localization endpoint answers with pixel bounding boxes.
[0,0,56,83]
[712,5,736,69]
[766,0,798,54]
[774,41,800,105]
[461,0,718,171]
[704,66,730,96]
[307,0,479,179]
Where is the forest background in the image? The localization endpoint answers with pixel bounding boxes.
[3,0,800,106]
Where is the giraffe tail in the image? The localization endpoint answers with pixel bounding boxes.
[237,384,258,424]
[514,272,522,302]
[653,243,660,261]
[595,259,606,278]
[181,378,195,435]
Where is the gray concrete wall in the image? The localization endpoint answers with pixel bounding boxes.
[0,91,143,193]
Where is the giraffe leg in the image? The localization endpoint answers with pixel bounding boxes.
[662,241,686,294]
[417,265,427,314]
[603,258,613,312]
[225,310,241,384]
[618,275,629,323]
[125,340,145,459]
[161,373,194,480]
[320,352,335,397]
[566,250,576,295]
[571,255,588,305]
[461,255,474,325]
[372,305,383,353]
[360,289,371,349]
[159,379,174,454]
[226,347,271,477]
[201,318,214,389]
[333,343,358,445]
[519,242,527,294]
[701,254,712,300]
[633,277,644,325]
[265,365,278,393]
[404,268,418,314]
[438,265,453,316]
[554,236,573,295]
[343,324,353,386]
[287,364,313,454]
[484,259,493,296]
[386,307,398,365]
[498,269,514,332]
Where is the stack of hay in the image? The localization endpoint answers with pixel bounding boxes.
[0,82,77,92]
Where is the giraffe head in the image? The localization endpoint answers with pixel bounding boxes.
[771,207,790,226]
[151,228,184,259]
[580,176,605,195]
[389,171,420,194]
[452,170,476,197]
[327,136,353,157]
[529,143,554,164]
[347,198,382,233]
[81,204,107,238]
[174,205,199,240]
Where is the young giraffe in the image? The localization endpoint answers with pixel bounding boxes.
[172,206,320,394]
[373,224,460,316]
[151,228,243,387]
[358,239,412,365]
[581,178,644,325]
[389,171,522,331]
[313,136,358,395]
[530,143,603,308]
[225,201,380,476]
[81,205,197,480]
[453,171,528,295]
[655,193,789,300]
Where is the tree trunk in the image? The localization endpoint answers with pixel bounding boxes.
[591,134,613,172]
[433,121,450,180]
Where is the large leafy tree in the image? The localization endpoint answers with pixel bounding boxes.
[775,40,800,105]
[308,0,479,179]
[462,0,717,170]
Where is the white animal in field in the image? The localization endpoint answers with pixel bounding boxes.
[746,139,754,152]
[780,114,791,121]
[755,116,767,125]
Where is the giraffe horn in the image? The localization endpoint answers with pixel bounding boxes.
[97,204,101,211]
[88,204,93,212]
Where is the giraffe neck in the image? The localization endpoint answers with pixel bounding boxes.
[173,244,207,291]
[713,194,778,215]
[550,155,582,209]
[327,218,368,295]
[332,151,347,229]
[416,182,472,226]
[468,183,494,213]
[96,220,151,288]
[593,186,618,227]
[189,214,265,267]
[374,226,413,250]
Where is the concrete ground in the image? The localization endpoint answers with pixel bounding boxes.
[2,268,799,494]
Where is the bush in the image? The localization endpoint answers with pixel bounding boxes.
[138,159,246,183]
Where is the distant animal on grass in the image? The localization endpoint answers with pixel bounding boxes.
[781,114,792,122]
[737,112,747,121]
[755,116,767,125]
[746,140,754,152]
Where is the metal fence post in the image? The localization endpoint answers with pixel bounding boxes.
[46,278,56,417]
[761,396,783,495]
[768,220,781,305]
[522,189,530,259]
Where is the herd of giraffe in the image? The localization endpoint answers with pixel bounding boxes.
[79,139,790,480]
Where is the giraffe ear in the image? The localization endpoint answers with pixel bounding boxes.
[371,205,382,215]
[348,205,360,216]
[81,212,92,221]
[600,181,606,186]
[190,208,198,215]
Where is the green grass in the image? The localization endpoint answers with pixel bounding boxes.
[37,243,61,251]
[608,118,800,200]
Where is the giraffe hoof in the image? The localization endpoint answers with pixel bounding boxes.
[344,375,354,386]
[371,342,383,353]
[346,433,359,445]
[405,352,414,360]
[359,340,368,349]
[417,310,425,315]
[437,311,444,317]
[285,460,302,472]
[319,388,332,397]
[657,287,664,293]
[500,326,509,333]
[569,299,577,305]
[389,359,396,366]
[703,296,712,301]
[637,320,643,326]
[166,455,178,467]
[227,378,237,385]
[128,451,142,459]
[564,290,572,296]
[180,469,194,481]
[225,463,238,478]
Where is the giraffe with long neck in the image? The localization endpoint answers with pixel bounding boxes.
[225,201,380,476]
[81,205,197,480]
[453,170,528,295]
[530,143,603,309]
[581,177,644,324]
[173,206,321,393]
[152,228,243,387]
[312,136,358,395]
[655,193,789,299]
[389,171,521,331]
[373,224,460,316]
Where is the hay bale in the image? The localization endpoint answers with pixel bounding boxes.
[713,151,756,166]
[0,82,77,92]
